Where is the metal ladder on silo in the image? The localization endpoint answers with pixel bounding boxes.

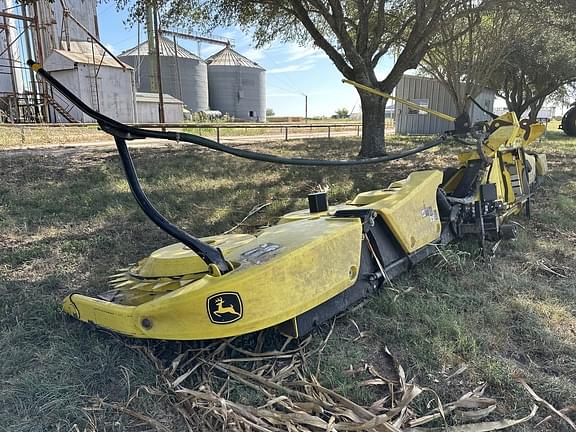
[87,68,100,111]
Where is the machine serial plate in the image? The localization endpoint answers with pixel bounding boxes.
[240,243,281,264]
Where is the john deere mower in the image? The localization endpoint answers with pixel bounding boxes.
[28,61,547,341]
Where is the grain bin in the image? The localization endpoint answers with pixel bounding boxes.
[119,37,209,113]
[0,0,24,95]
[206,46,266,122]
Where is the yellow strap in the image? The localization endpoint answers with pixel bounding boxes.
[342,79,456,123]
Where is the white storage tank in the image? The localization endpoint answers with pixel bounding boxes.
[119,37,209,113]
[206,46,266,122]
[0,0,24,95]
[33,0,99,53]
[52,0,98,44]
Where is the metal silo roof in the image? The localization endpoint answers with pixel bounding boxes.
[119,36,202,60]
[206,46,265,70]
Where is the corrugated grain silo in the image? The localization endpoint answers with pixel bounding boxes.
[119,37,209,113]
[206,46,266,122]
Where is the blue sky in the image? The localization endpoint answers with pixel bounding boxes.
[96,3,396,117]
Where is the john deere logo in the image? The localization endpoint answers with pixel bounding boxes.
[207,292,243,324]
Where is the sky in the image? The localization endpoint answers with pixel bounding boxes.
[96,3,396,117]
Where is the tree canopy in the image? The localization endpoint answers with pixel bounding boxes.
[421,9,515,113]
[121,0,506,156]
[334,107,349,118]
[421,2,576,120]
[491,13,576,120]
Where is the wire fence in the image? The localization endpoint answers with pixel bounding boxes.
[0,121,370,146]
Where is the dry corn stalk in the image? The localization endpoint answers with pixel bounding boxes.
[82,333,569,431]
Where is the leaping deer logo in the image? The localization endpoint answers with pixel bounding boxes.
[207,292,243,324]
[213,297,240,317]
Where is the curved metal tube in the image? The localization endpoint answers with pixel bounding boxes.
[27,61,230,274]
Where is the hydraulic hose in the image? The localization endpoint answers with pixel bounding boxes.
[28,60,448,166]
[114,136,231,275]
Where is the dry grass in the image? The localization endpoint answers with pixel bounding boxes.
[0,125,110,147]
[1,129,575,431]
[0,123,364,149]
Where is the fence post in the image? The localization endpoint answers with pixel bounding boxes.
[357,125,360,136]
[328,126,331,140]
[216,127,220,143]
[285,127,288,141]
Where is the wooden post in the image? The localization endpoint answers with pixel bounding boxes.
[173,34,183,101]
[152,5,165,126]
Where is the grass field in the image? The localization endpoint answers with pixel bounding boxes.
[0,123,362,149]
[1,123,575,431]
[0,125,110,147]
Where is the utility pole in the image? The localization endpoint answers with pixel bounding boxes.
[32,1,49,121]
[21,4,41,121]
[151,4,165,124]
[136,21,141,88]
[173,34,183,101]
[146,6,157,93]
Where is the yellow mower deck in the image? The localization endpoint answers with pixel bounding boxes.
[64,170,443,339]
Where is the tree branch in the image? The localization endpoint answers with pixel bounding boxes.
[287,0,354,78]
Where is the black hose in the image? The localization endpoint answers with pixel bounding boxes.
[28,60,447,166]
[114,136,231,274]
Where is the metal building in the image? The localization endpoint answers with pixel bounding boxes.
[395,74,495,135]
[34,0,99,54]
[0,0,118,123]
[136,92,184,123]
[119,37,209,113]
[206,46,266,122]
[43,42,136,123]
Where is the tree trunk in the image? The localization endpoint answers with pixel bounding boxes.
[528,98,545,122]
[359,91,387,157]
[507,102,527,120]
